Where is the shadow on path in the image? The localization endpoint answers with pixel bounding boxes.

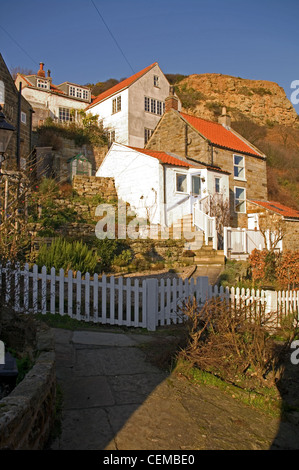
[270,353,299,450]
[49,328,299,451]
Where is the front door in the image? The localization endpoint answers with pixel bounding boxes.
[190,174,201,217]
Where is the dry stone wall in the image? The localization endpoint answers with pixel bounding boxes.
[72,175,117,200]
[0,324,56,450]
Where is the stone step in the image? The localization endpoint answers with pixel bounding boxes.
[194,256,225,265]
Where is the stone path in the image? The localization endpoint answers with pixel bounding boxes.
[49,327,299,450]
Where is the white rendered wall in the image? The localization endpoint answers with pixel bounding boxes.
[88,89,129,145]
[21,87,89,120]
[96,144,161,224]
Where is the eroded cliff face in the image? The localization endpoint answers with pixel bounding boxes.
[177,73,298,126]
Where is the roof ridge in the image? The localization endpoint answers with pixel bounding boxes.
[86,62,158,109]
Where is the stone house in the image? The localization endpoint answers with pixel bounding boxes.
[0,53,33,169]
[86,62,181,148]
[15,62,92,128]
[146,94,268,228]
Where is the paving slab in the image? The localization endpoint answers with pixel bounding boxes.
[71,330,137,347]
[49,327,299,451]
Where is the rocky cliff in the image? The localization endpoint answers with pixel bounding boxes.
[177,73,298,127]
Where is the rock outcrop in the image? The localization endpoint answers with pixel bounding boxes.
[178,73,298,126]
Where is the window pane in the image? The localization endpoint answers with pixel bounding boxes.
[234,155,243,166]
[117,96,121,111]
[144,97,150,112]
[176,174,187,192]
[192,176,201,195]
[215,178,220,193]
[234,155,245,179]
[235,187,245,199]
[235,187,246,213]
[151,99,156,114]
[112,99,116,114]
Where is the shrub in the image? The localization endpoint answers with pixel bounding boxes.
[248,249,279,285]
[276,250,299,290]
[178,298,295,390]
[36,238,97,274]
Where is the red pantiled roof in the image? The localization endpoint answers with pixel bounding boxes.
[180,112,263,158]
[129,147,194,168]
[86,63,158,109]
[250,200,299,219]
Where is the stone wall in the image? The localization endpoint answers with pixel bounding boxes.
[0,53,33,168]
[284,220,299,251]
[32,132,109,182]
[72,175,117,200]
[0,323,56,450]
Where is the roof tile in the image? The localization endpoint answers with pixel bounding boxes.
[250,200,299,219]
[180,112,263,157]
[129,147,194,168]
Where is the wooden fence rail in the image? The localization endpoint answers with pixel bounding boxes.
[0,263,298,330]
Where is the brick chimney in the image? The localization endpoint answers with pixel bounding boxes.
[165,86,179,112]
[37,62,45,77]
[218,106,231,128]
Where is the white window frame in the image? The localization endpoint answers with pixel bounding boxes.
[175,171,188,194]
[145,97,164,116]
[233,154,246,181]
[59,107,73,122]
[144,128,154,144]
[37,79,49,89]
[69,86,76,97]
[108,130,116,146]
[21,112,27,124]
[234,186,246,213]
[215,177,221,193]
[112,95,121,114]
[154,75,159,87]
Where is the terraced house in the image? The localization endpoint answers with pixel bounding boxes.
[146,94,268,228]
[15,62,92,128]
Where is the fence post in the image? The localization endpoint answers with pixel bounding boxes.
[264,289,278,315]
[146,278,158,331]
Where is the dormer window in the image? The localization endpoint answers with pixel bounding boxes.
[69,85,89,100]
[37,79,49,89]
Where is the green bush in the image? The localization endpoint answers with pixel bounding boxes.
[36,238,97,274]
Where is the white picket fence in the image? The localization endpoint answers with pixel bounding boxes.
[0,263,298,331]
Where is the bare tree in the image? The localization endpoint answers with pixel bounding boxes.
[203,192,230,248]
[257,211,287,254]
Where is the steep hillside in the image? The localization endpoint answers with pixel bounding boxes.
[174,73,299,210]
[176,73,298,127]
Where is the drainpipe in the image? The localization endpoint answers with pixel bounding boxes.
[209,141,214,166]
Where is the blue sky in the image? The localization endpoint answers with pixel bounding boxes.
[1,0,299,113]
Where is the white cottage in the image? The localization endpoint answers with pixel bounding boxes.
[86,63,181,148]
[96,143,229,237]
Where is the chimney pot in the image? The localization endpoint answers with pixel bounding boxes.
[37,62,45,77]
[218,106,231,128]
